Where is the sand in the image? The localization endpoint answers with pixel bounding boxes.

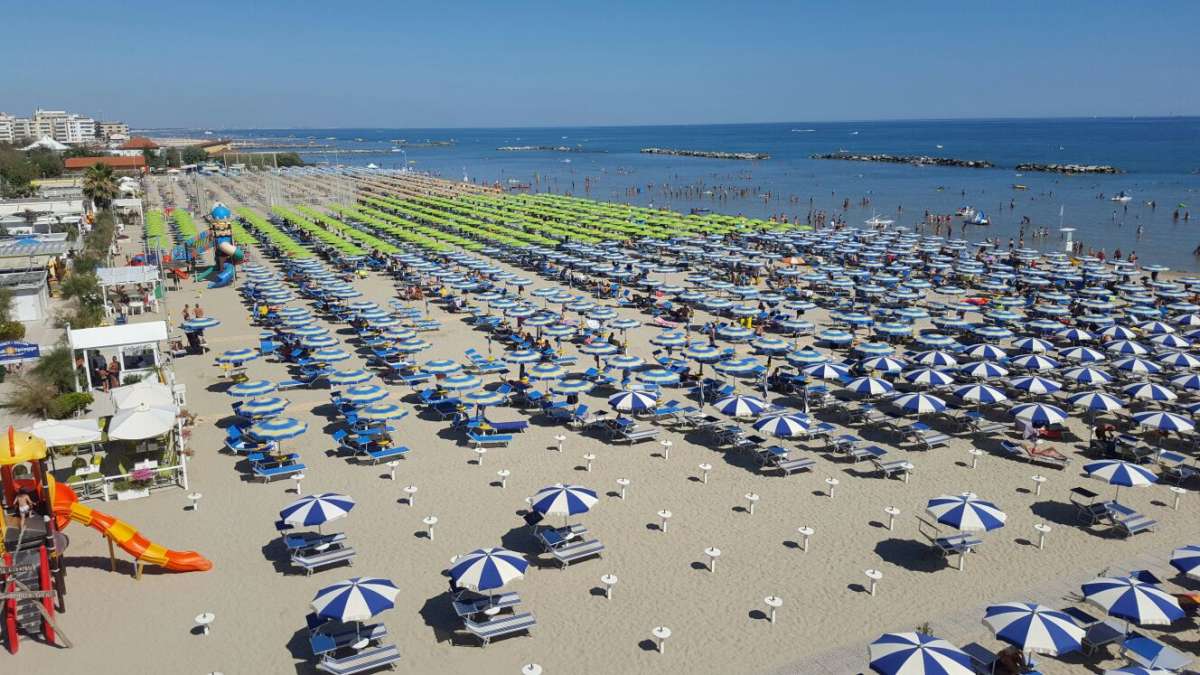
[12,175,1199,675]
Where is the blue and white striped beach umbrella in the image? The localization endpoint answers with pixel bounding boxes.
[464,390,507,408]
[302,335,339,349]
[915,333,956,348]
[1012,336,1053,353]
[1081,576,1184,627]
[1123,382,1177,402]
[860,356,906,373]
[610,318,641,331]
[912,350,958,368]
[181,317,220,331]
[606,354,645,371]
[1063,367,1114,385]
[637,368,680,385]
[1132,410,1195,433]
[1055,327,1094,343]
[893,393,947,415]
[650,331,688,348]
[753,412,809,437]
[1107,340,1150,356]
[530,484,599,518]
[504,349,542,365]
[926,493,1007,532]
[1067,391,1126,414]
[217,348,259,364]
[1008,375,1062,395]
[581,341,620,357]
[543,324,576,338]
[608,390,658,412]
[1138,320,1175,336]
[804,362,851,381]
[552,378,594,395]
[903,368,955,388]
[358,401,408,421]
[1151,333,1191,350]
[959,361,1008,380]
[394,338,432,354]
[1159,350,1200,369]
[328,369,373,386]
[449,548,529,592]
[281,492,356,528]
[1169,545,1200,580]
[1009,402,1068,425]
[867,632,974,675]
[239,396,290,417]
[423,359,462,375]
[788,349,830,366]
[228,379,278,398]
[342,383,389,404]
[715,394,768,418]
[847,377,895,397]
[1170,372,1200,390]
[1010,354,1059,371]
[442,373,483,392]
[714,357,762,376]
[1084,460,1158,496]
[963,343,1007,361]
[953,384,1006,405]
[1113,356,1162,375]
[311,347,351,363]
[249,416,308,441]
[717,324,754,341]
[982,603,1084,657]
[311,577,399,623]
[1059,346,1106,364]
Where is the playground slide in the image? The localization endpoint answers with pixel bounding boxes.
[49,480,212,573]
[193,266,216,281]
[207,262,235,288]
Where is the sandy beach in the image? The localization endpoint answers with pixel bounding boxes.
[8,172,1198,675]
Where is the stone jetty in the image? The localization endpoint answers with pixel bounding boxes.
[1014,162,1122,174]
[497,145,599,153]
[640,148,769,160]
[811,152,993,168]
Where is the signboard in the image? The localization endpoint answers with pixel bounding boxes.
[0,590,54,601]
[0,341,40,363]
[0,563,38,575]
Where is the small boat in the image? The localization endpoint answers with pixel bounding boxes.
[864,214,894,228]
[1111,192,1132,203]
[1012,184,1028,190]
[936,144,944,149]
[956,207,990,225]
[850,131,859,135]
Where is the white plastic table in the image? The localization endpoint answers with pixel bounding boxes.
[865,569,882,596]
[554,434,566,452]
[657,510,672,533]
[1169,486,1187,510]
[403,485,418,506]
[522,664,543,675]
[497,469,510,489]
[473,447,487,465]
[764,596,782,624]
[698,463,712,484]
[704,547,721,573]
[616,478,630,500]
[660,439,673,460]
[884,506,900,531]
[293,473,305,496]
[1031,474,1046,497]
[583,453,596,472]
[825,477,839,498]
[652,626,671,653]
[1034,523,1051,550]
[797,526,814,552]
[745,492,760,515]
[968,448,984,469]
[600,573,618,599]
[386,460,400,480]
[187,492,202,512]
[423,515,438,540]
[194,612,215,635]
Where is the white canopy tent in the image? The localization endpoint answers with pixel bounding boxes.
[96,265,161,316]
[21,419,103,447]
[110,380,174,409]
[21,135,69,152]
[68,321,168,391]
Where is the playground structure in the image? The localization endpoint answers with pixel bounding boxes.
[161,202,245,288]
[1,427,210,654]
[202,202,244,288]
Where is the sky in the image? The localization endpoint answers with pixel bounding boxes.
[2,1,1197,129]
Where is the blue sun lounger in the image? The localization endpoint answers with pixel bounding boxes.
[254,461,306,482]
[365,445,410,464]
[315,643,401,674]
[468,431,512,448]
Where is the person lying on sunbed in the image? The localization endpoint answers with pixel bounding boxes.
[1026,440,1069,463]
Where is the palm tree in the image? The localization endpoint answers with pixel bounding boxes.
[81,163,118,208]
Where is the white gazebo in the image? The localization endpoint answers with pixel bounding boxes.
[68,321,168,391]
[96,265,161,316]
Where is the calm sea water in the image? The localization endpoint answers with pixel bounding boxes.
[178,118,1200,268]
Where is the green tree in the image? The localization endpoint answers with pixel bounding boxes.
[1,373,59,418]
[31,346,76,392]
[181,146,209,164]
[25,148,64,178]
[82,162,119,208]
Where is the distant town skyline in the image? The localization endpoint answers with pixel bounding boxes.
[2,1,1197,129]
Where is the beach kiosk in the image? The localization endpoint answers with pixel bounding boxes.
[67,321,168,392]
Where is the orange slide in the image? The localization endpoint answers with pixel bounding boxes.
[48,477,211,572]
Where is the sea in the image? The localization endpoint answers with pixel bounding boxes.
[155,118,1200,269]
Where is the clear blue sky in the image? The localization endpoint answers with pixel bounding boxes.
[2,1,1196,128]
